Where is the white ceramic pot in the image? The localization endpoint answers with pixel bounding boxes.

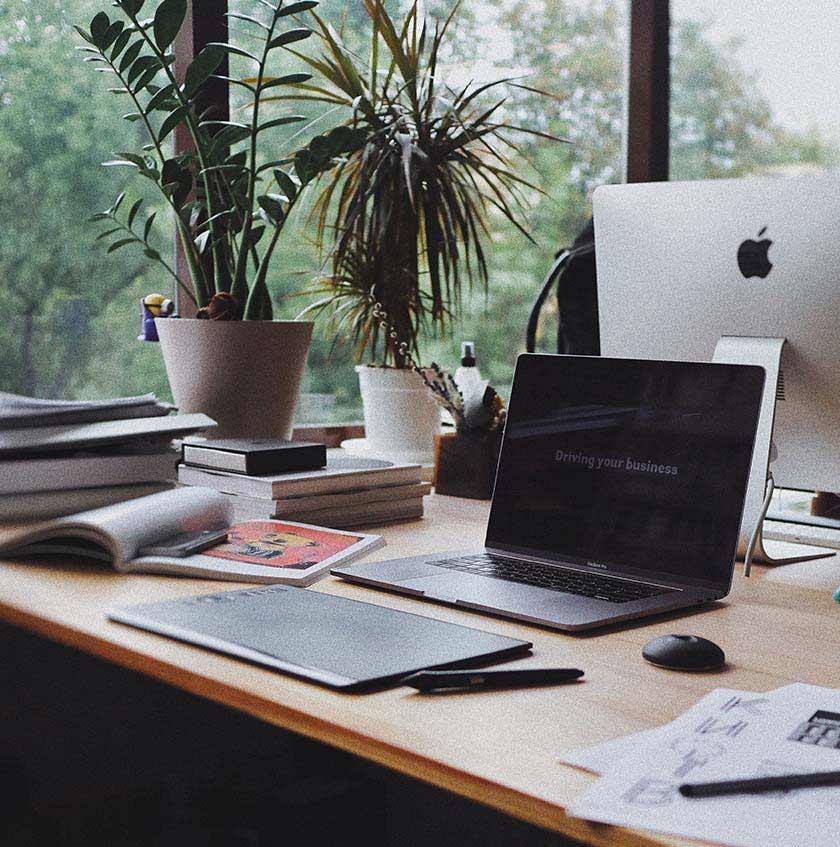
[156,318,313,439]
[356,365,440,462]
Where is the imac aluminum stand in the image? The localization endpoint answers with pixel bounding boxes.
[713,336,832,574]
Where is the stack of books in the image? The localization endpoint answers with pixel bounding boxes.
[178,443,430,528]
[0,392,214,522]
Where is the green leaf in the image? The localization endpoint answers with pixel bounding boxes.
[259,72,312,91]
[257,194,286,224]
[268,28,311,49]
[119,40,143,73]
[117,151,147,166]
[201,120,249,131]
[144,248,162,261]
[107,238,136,253]
[161,158,192,207]
[208,124,251,153]
[183,45,225,98]
[127,54,159,87]
[122,112,143,122]
[246,225,266,246]
[158,106,188,142]
[89,12,110,48]
[143,212,157,240]
[205,42,260,63]
[293,149,313,184]
[257,115,306,133]
[127,198,143,228]
[153,0,187,50]
[256,158,292,174]
[88,212,110,222]
[102,159,139,168]
[73,25,95,45]
[118,0,145,14]
[273,169,298,200]
[94,227,122,241]
[145,83,176,111]
[225,12,270,31]
[277,1,318,15]
[133,66,161,93]
[102,20,124,50]
[111,28,132,59]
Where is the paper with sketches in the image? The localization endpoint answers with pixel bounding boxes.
[566,684,840,847]
[560,687,776,774]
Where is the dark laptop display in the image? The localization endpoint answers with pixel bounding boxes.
[487,356,765,590]
[334,355,765,632]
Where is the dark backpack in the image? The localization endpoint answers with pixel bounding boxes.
[525,219,599,355]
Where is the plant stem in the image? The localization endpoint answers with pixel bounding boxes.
[123,8,228,296]
[105,51,211,304]
[243,222,282,320]
[232,5,285,319]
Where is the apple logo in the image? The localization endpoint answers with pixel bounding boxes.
[737,226,773,278]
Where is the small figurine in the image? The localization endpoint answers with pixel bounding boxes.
[138,293,175,342]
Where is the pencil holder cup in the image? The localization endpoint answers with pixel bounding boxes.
[433,429,503,500]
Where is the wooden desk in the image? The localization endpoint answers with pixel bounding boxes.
[1,493,838,847]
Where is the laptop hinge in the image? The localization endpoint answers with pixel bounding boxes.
[483,546,688,592]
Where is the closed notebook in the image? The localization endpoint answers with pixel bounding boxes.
[108,584,532,691]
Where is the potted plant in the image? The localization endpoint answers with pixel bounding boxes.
[288,0,556,460]
[76,0,360,437]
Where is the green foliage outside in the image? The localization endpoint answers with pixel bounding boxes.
[1,0,837,421]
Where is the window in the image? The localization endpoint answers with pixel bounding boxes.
[1,0,632,421]
[0,0,174,400]
[670,0,840,180]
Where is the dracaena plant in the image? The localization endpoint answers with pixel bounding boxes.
[286,0,560,366]
[76,0,360,319]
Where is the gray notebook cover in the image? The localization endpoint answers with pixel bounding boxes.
[108,585,532,691]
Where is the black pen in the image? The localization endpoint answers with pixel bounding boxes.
[679,769,840,798]
[403,668,584,693]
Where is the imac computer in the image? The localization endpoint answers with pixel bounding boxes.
[593,173,840,562]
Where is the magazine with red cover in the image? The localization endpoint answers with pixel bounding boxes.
[164,519,385,585]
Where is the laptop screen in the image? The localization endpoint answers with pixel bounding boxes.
[486,355,765,589]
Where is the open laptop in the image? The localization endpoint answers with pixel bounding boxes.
[333,355,765,632]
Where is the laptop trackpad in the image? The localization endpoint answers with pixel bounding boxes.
[401,571,568,610]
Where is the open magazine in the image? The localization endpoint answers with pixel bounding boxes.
[0,487,383,586]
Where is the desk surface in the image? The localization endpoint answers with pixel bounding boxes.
[2,494,839,847]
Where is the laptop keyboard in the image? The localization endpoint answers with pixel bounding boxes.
[428,554,673,604]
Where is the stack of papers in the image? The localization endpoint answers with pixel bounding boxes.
[561,683,840,847]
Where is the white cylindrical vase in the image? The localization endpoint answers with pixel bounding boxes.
[356,365,440,463]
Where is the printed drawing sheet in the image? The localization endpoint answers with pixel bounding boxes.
[562,684,840,847]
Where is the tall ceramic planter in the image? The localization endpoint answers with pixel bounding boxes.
[356,365,440,463]
[156,319,313,439]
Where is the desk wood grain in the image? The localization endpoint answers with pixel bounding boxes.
[1,494,837,847]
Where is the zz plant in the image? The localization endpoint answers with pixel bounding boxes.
[76,0,360,319]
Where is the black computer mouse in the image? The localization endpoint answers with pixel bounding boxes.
[642,634,726,671]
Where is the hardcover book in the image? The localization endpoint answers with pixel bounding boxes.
[182,438,327,475]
